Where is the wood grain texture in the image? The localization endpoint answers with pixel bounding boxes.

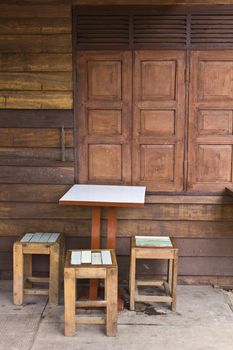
[0,91,72,109]
[81,0,233,3]
[0,35,72,53]
[0,148,74,162]
[0,184,70,202]
[188,50,233,192]
[0,128,73,147]
[0,166,74,184]
[0,72,72,91]
[0,110,73,128]
[0,4,71,18]
[0,3,72,110]
[2,218,233,238]
[2,201,233,220]
[0,18,71,34]
[133,50,185,191]
[77,51,132,184]
[0,53,72,72]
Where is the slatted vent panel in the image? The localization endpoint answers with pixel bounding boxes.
[191,15,233,46]
[133,15,187,48]
[77,15,130,49]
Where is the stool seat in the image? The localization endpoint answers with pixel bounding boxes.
[64,249,118,337]
[13,232,65,305]
[129,235,178,311]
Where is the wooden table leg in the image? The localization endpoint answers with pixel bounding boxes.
[106,207,124,311]
[107,207,117,249]
[89,207,101,300]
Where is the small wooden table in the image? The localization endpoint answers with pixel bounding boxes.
[59,184,146,298]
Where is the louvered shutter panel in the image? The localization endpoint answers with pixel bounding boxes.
[77,15,130,49]
[133,15,187,48]
[191,15,233,46]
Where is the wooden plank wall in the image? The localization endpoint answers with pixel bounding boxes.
[1,0,233,286]
[0,2,72,109]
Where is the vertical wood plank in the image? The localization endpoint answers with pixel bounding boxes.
[106,267,118,337]
[129,246,136,311]
[107,207,117,249]
[89,206,101,299]
[24,254,32,289]
[168,258,173,294]
[49,242,60,305]
[171,251,178,311]
[91,207,101,249]
[13,242,24,305]
[64,267,76,336]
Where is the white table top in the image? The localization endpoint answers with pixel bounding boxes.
[59,184,146,207]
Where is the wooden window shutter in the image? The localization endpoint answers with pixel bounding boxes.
[133,15,187,49]
[188,50,233,192]
[191,14,233,47]
[76,15,130,49]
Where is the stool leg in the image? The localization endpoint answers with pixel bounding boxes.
[13,243,24,305]
[24,254,32,289]
[168,259,173,293]
[129,248,136,311]
[171,253,178,312]
[49,243,60,305]
[59,237,65,288]
[64,268,76,336]
[106,267,118,337]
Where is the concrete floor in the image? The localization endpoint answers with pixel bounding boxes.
[1,281,233,350]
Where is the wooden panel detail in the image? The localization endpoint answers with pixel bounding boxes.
[140,110,175,136]
[88,110,121,135]
[88,60,121,100]
[133,50,185,191]
[198,61,233,101]
[140,145,174,182]
[188,51,233,192]
[77,51,131,184]
[88,144,122,181]
[141,60,176,100]
[197,145,232,182]
[198,110,232,136]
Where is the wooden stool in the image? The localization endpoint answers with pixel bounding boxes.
[64,249,118,337]
[129,236,178,311]
[13,232,65,305]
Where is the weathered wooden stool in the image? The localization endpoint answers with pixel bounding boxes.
[64,249,118,337]
[129,236,178,311]
[13,232,65,305]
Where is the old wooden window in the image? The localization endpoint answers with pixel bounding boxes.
[74,6,233,193]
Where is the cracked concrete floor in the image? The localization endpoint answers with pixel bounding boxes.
[0,282,233,350]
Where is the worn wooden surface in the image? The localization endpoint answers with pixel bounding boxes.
[1,1,233,285]
[13,233,64,305]
[64,249,117,336]
[133,51,185,191]
[0,3,72,109]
